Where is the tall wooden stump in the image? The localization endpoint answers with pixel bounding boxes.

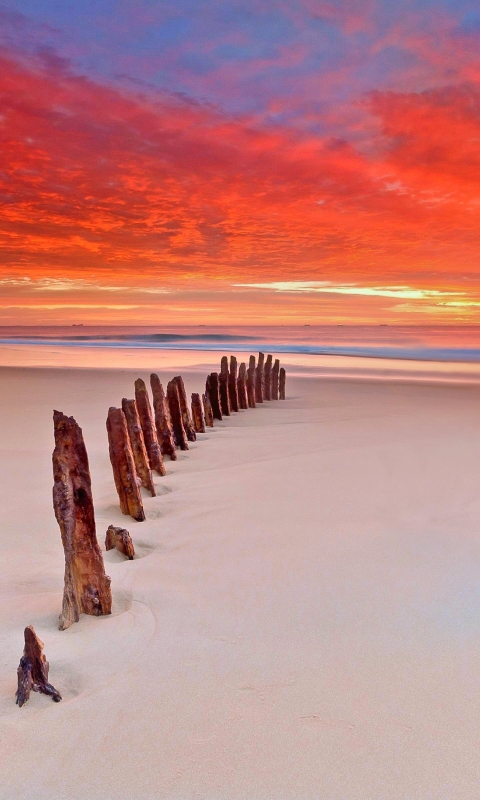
[134,378,167,472]
[219,356,231,416]
[121,398,156,496]
[255,352,265,403]
[279,367,286,399]
[206,373,222,420]
[237,362,248,409]
[53,410,112,631]
[191,393,206,433]
[264,354,272,400]
[246,355,256,408]
[107,407,146,522]
[203,392,214,427]
[149,373,177,461]
[173,376,196,441]
[272,358,280,400]
[228,356,239,411]
[16,626,61,707]
[167,380,189,450]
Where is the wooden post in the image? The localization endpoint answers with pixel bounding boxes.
[271,358,280,400]
[264,354,272,400]
[228,355,239,411]
[203,392,214,427]
[237,362,248,409]
[121,398,156,496]
[105,525,135,560]
[246,355,256,408]
[206,373,222,420]
[149,373,177,461]
[16,626,61,707]
[191,393,206,433]
[255,352,265,403]
[167,380,189,450]
[173,376,197,442]
[219,356,231,416]
[134,378,168,472]
[107,407,146,522]
[279,367,286,399]
[53,410,112,630]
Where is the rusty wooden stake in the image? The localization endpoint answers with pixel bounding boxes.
[279,367,286,399]
[149,373,177,461]
[53,410,112,630]
[255,352,265,403]
[203,392,214,427]
[206,373,222,420]
[122,398,156,496]
[237,362,248,409]
[134,378,167,472]
[228,355,239,411]
[271,359,280,400]
[191,392,206,433]
[105,525,135,559]
[219,356,231,416]
[264,354,272,400]
[247,355,256,408]
[167,379,189,450]
[16,626,61,707]
[107,407,146,522]
[173,376,197,442]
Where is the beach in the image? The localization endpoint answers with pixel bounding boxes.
[1,363,480,798]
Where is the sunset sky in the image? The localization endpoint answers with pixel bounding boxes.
[1,0,480,325]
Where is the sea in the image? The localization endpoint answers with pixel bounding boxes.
[1,325,480,384]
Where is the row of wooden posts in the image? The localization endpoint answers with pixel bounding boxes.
[16,353,285,706]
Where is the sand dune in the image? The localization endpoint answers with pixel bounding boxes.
[1,365,480,798]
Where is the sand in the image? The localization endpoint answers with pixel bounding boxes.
[1,364,480,799]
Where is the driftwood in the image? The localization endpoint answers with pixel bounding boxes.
[173,376,196,442]
[279,367,286,399]
[16,626,61,707]
[105,525,135,559]
[264,354,272,400]
[53,410,112,630]
[272,359,280,400]
[237,362,248,409]
[219,356,231,416]
[149,374,176,461]
[121,398,156,496]
[107,407,146,522]
[167,380,189,450]
[134,378,167,473]
[255,352,265,403]
[191,393,206,433]
[206,373,222,420]
[228,356,239,412]
[246,355,256,408]
[203,393,214,427]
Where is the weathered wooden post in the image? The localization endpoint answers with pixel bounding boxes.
[134,378,168,471]
[264,354,272,400]
[167,379,189,450]
[173,376,197,441]
[219,356,231,416]
[191,392,206,433]
[121,398,156,496]
[228,355,239,411]
[255,352,265,403]
[105,525,135,560]
[206,373,222,420]
[271,358,280,400]
[246,355,256,408]
[149,373,177,460]
[53,410,112,630]
[16,626,61,707]
[107,407,146,522]
[203,392,214,427]
[279,367,286,399]
[237,362,248,409]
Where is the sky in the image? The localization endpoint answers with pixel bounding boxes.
[1,0,480,325]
